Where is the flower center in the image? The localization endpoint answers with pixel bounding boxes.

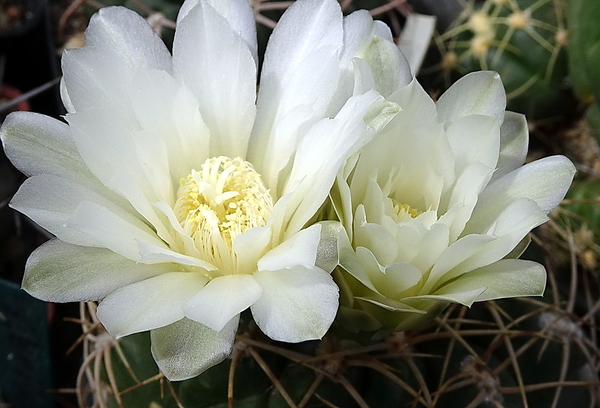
[391,200,420,222]
[174,156,273,268]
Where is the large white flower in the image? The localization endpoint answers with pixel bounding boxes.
[1,0,404,380]
[332,72,576,332]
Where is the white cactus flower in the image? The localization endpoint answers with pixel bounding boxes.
[1,0,403,380]
[332,72,576,332]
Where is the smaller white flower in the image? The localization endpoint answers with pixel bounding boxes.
[332,71,576,331]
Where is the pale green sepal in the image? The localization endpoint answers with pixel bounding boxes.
[356,296,426,314]
[434,259,546,303]
[23,239,169,303]
[315,221,344,273]
[151,316,238,381]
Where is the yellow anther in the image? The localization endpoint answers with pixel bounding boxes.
[174,156,273,269]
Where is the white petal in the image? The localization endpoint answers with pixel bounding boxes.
[67,109,171,205]
[232,225,272,274]
[127,69,211,184]
[435,259,546,302]
[445,114,500,175]
[23,239,170,302]
[97,272,208,337]
[466,155,576,234]
[173,0,256,158]
[494,111,528,181]
[10,174,144,247]
[63,6,171,113]
[280,92,395,236]
[258,224,321,271]
[177,0,258,64]
[67,109,174,239]
[251,265,339,342]
[360,34,411,97]
[398,13,436,75]
[184,274,262,331]
[437,71,506,126]
[66,201,166,261]
[137,240,216,270]
[151,316,238,381]
[0,112,149,231]
[249,0,343,189]
[372,262,423,299]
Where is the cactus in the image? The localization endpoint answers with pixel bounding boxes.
[75,254,600,408]
[425,0,570,120]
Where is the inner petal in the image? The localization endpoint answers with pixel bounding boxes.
[173,156,273,272]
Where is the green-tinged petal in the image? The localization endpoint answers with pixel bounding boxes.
[494,111,528,180]
[184,274,262,332]
[466,155,576,234]
[403,288,487,307]
[360,35,411,97]
[434,259,546,302]
[1,112,82,178]
[437,71,506,125]
[258,224,321,271]
[97,272,208,338]
[251,265,338,342]
[23,239,170,303]
[151,316,238,381]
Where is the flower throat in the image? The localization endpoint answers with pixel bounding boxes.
[174,156,273,268]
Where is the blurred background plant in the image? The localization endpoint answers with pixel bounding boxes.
[1,0,600,407]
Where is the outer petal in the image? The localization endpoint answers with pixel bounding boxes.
[466,155,576,234]
[1,112,83,178]
[437,71,506,126]
[10,174,148,248]
[177,0,258,64]
[151,316,238,381]
[493,111,528,181]
[62,6,171,113]
[434,259,546,302]
[173,0,256,158]
[251,266,339,342]
[66,201,167,261]
[249,0,343,190]
[22,239,170,302]
[97,272,208,338]
[184,274,262,332]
